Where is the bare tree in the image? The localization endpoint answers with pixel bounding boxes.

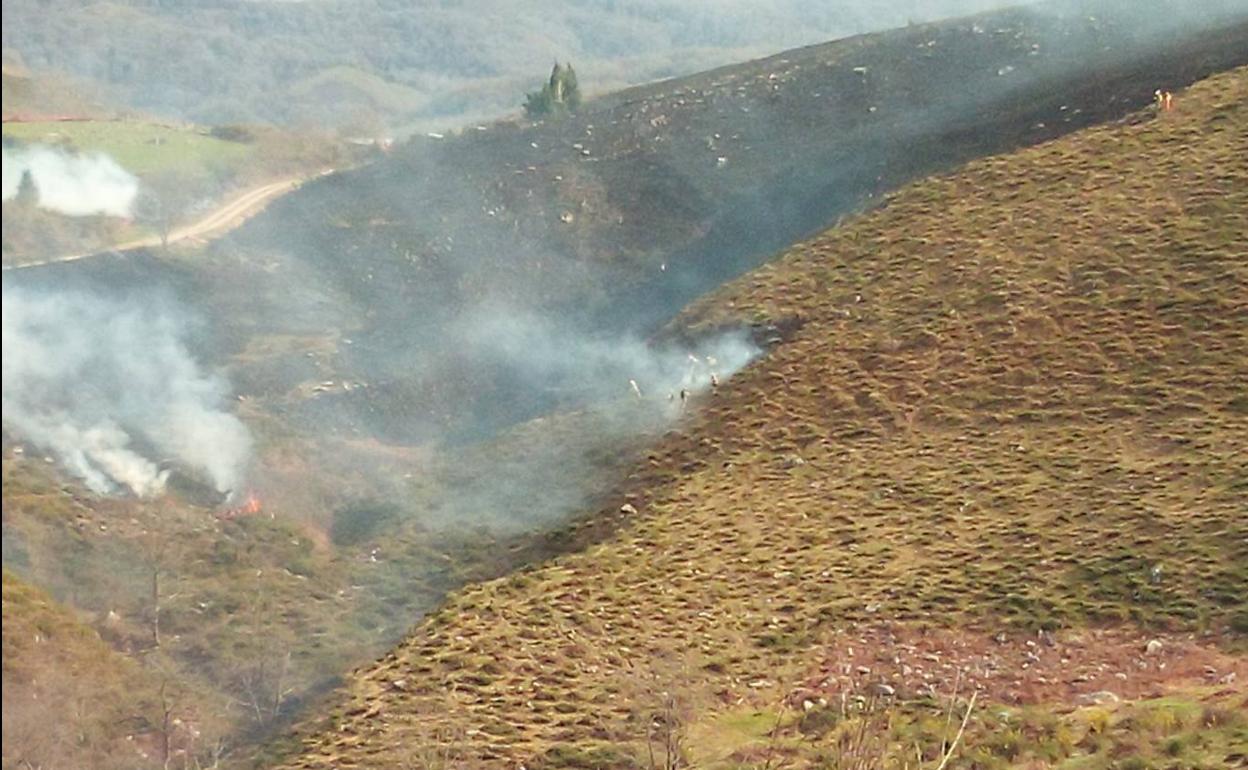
[137,502,187,650]
[222,571,297,727]
[617,647,698,770]
[159,680,175,770]
[135,171,203,250]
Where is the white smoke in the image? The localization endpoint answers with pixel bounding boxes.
[1,286,253,498]
[1,144,139,218]
[459,307,759,406]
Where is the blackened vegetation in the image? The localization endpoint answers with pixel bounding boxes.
[4,4,1243,456]
[204,1,1248,445]
[331,500,402,547]
[8,2,1248,455]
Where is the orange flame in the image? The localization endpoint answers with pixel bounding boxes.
[219,492,262,520]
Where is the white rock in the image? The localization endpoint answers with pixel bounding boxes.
[1076,691,1119,706]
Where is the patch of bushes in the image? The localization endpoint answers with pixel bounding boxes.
[330,499,401,546]
[534,743,639,769]
[208,124,256,143]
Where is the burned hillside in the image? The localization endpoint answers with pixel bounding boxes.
[209,0,1248,445]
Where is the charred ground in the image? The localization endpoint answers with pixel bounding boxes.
[212,0,1248,445]
[9,2,1247,449]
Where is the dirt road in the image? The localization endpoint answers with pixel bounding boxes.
[2,169,331,271]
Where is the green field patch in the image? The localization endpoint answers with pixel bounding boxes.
[2,120,251,177]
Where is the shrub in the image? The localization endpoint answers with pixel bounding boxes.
[330,499,401,546]
[209,124,256,143]
[1228,607,1248,633]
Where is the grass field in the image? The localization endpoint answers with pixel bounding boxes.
[265,66,1248,770]
[2,119,251,177]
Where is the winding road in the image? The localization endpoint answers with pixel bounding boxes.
[2,169,332,271]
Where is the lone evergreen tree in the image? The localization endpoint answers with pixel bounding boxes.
[14,169,38,206]
[549,61,565,103]
[562,63,582,111]
[524,61,582,119]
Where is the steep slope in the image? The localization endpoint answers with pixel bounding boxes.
[267,66,1248,770]
[5,7,1246,767]
[11,3,1246,454]
[2,570,228,770]
[0,436,560,764]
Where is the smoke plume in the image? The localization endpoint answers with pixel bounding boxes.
[460,306,758,406]
[1,143,138,218]
[1,285,252,497]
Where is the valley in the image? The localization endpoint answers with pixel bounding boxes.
[2,2,1246,769]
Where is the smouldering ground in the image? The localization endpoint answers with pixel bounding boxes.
[228,67,1248,769]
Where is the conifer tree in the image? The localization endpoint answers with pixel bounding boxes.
[524,61,582,119]
[14,169,38,206]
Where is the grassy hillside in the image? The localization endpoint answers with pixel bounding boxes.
[0,399,659,766]
[0,61,111,119]
[2,119,250,261]
[4,9,1245,768]
[1,119,350,182]
[0,438,524,756]
[2,570,232,770]
[265,66,1248,770]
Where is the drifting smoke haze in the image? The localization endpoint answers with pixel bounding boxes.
[1,144,138,217]
[459,307,757,406]
[416,312,761,531]
[1,286,252,497]
[210,0,1248,532]
[3,0,1240,517]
